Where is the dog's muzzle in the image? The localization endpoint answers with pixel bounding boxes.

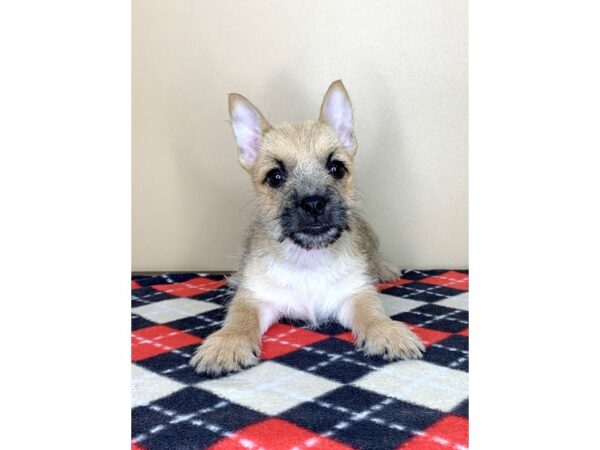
[280,191,348,249]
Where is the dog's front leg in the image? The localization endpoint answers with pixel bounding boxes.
[190,289,261,375]
[340,288,425,360]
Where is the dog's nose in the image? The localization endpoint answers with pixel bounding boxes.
[300,195,328,218]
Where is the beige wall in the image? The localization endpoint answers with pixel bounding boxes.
[132,0,468,272]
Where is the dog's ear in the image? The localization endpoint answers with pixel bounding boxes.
[228,94,271,169]
[319,80,356,155]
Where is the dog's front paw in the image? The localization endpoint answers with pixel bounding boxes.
[358,320,425,360]
[189,331,260,376]
[376,259,402,282]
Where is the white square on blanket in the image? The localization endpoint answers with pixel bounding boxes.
[436,292,469,311]
[132,364,186,407]
[196,361,341,415]
[353,360,468,411]
[379,293,426,316]
[133,298,221,324]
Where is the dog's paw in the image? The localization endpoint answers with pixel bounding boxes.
[358,320,425,360]
[376,259,402,282]
[189,331,260,376]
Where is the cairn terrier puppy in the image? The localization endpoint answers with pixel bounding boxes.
[190,80,425,375]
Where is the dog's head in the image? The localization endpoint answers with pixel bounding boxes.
[228,80,357,250]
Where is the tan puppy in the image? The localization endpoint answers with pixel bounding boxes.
[190,80,425,375]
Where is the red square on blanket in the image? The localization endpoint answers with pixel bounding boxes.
[399,415,468,450]
[377,277,413,291]
[335,331,355,343]
[419,271,469,290]
[209,418,353,450]
[153,276,227,297]
[261,324,328,359]
[131,325,202,361]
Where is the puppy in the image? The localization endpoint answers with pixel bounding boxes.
[190,80,425,375]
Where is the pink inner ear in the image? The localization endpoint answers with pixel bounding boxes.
[326,91,354,149]
[239,135,260,165]
[336,125,353,148]
[231,103,262,166]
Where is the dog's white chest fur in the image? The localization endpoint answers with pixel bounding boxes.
[245,240,371,332]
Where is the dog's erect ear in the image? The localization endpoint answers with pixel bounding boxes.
[319,80,356,154]
[228,94,271,169]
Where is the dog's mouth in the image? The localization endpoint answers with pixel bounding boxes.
[285,224,345,249]
[301,224,333,235]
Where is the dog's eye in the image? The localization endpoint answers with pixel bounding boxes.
[264,168,286,188]
[327,160,346,180]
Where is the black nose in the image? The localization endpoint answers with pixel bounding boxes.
[299,195,328,218]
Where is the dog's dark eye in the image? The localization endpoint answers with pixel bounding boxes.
[264,168,286,188]
[327,160,346,180]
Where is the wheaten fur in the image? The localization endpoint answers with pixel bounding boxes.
[189,289,261,375]
[190,80,424,375]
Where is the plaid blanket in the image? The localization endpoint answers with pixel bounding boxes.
[132,270,469,450]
